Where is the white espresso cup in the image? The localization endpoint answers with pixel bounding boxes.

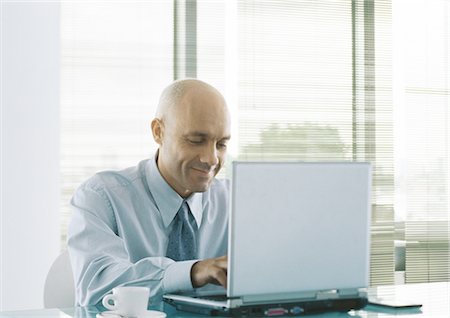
[102,286,150,317]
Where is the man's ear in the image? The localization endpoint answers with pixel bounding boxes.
[151,118,164,145]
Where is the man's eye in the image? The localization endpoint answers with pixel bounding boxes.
[188,139,203,144]
[217,143,228,149]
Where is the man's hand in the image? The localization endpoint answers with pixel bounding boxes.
[190,255,227,288]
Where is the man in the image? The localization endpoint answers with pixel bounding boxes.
[68,79,230,306]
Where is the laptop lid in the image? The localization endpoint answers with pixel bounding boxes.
[228,161,372,299]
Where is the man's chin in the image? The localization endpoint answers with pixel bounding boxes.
[190,179,214,193]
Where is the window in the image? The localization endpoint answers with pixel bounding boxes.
[60,1,173,242]
[195,0,395,285]
[393,0,450,282]
[60,0,449,285]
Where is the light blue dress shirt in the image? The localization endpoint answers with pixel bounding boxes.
[67,156,229,306]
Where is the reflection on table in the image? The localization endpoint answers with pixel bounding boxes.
[0,282,448,318]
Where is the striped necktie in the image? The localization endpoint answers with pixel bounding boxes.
[166,201,198,261]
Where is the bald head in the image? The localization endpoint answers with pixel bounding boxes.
[155,78,227,120]
[151,79,231,197]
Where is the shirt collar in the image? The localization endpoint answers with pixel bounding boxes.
[146,154,203,228]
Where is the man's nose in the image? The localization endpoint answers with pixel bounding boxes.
[200,143,219,167]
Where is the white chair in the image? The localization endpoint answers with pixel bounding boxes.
[43,250,75,308]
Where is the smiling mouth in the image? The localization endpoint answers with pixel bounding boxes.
[192,167,214,176]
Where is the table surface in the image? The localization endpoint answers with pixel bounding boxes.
[1,282,449,317]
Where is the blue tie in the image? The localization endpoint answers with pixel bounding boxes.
[166,201,198,261]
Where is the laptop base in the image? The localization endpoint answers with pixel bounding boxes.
[165,297,368,317]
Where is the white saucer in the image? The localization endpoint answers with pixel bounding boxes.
[96,310,166,318]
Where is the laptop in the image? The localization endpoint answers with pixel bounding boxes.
[164,161,372,316]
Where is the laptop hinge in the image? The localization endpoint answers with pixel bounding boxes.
[228,298,244,307]
[316,290,339,300]
[338,288,365,297]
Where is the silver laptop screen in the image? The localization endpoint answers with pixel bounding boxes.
[228,162,371,298]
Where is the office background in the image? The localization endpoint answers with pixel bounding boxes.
[1,0,449,312]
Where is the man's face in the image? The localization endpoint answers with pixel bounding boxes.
[154,88,231,197]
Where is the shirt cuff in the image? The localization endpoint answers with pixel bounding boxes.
[163,260,198,293]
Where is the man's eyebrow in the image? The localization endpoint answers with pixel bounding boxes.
[184,132,231,140]
[184,132,209,138]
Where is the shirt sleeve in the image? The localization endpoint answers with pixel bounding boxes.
[67,183,196,306]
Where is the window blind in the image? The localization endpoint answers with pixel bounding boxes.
[60,1,173,243]
[393,0,450,283]
[59,0,450,285]
[190,0,395,284]
[235,0,395,285]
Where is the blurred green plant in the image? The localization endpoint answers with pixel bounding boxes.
[240,122,349,161]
